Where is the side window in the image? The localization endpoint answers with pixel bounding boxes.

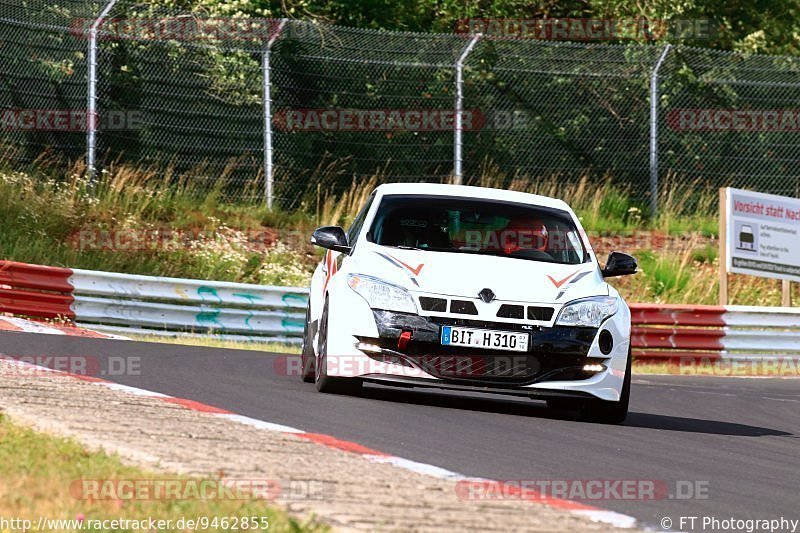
[346,192,376,246]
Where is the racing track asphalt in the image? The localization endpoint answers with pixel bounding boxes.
[1,330,798,529]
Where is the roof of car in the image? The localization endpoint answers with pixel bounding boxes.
[373,182,573,212]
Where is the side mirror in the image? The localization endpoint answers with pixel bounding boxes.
[602,251,637,278]
[311,226,352,254]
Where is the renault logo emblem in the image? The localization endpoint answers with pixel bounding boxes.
[478,288,496,303]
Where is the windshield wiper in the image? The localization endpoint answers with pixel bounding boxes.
[392,244,426,250]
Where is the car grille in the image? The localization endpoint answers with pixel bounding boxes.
[417,295,554,322]
[527,306,554,321]
[449,299,478,315]
[419,296,447,312]
[497,304,524,319]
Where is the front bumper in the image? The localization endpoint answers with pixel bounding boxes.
[361,310,604,386]
[323,291,630,401]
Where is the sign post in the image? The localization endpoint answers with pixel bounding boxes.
[719,188,729,305]
[720,187,800,306]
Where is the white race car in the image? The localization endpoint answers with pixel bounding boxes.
[300,183,637,423]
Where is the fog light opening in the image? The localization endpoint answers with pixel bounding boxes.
[598,329,614,355]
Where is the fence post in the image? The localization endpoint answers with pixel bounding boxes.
[263,18,288,209]
[86,0,119,183]
[453,34,481,185]
[649,44,671,216]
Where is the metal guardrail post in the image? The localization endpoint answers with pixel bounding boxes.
[263,18,288,209]
[649,44,671,216]
[453,34,481,186]
[86,0,119,184]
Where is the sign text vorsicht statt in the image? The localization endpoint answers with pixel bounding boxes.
[725,188,800,283]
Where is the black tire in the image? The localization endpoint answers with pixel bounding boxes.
[314,297,362,395]
[580,348,632,424]
[300,302,315,383]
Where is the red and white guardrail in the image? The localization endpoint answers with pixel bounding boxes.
[2,260,799,356]
[0,261,75,318]
[630,303,800,360]
[0,260,308,343]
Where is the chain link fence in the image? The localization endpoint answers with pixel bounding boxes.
[659,47,800,197]
[1,1,799,210]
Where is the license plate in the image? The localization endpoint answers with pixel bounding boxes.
[440,326,528,352]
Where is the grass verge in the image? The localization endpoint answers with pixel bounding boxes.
[0,414,324,532]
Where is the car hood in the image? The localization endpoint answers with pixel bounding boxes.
[353,243,607,304]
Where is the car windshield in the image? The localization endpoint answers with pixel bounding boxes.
[367,195,588,265]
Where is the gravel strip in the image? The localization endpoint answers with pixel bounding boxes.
[0,360,636,532]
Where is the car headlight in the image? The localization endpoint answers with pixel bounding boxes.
[555,296,618,327]
[347,274,418,314]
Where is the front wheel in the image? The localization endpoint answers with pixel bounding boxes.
[580,348,631,424]
[314,297,362,395]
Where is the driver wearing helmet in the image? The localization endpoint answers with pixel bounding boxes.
[500,217,549,255]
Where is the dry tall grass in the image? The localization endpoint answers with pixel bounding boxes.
[3,153,792,305]
[315,174,380,227]
[313,159,718,237]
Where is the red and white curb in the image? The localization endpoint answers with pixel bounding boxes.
[2,358,639,530]
[0,316,128,339]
